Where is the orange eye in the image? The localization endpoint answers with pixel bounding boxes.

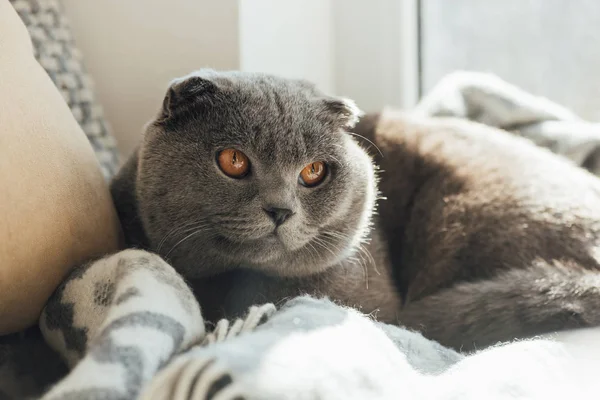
[299,161,327,187]
[217,148,250,178]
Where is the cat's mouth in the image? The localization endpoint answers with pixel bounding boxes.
[214,231,285,254]
[264,231,282,241]
[199,224,361,277]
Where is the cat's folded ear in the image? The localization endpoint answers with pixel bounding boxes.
[156,74,218,125]
[322,97,363,129]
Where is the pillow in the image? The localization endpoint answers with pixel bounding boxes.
[0,0,121,334]
[10,0,120,179]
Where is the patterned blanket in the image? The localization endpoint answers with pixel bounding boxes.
[2,71,600,400]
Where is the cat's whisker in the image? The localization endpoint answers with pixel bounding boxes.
[214,216,255,223]
[346,131,383,157]
[164,225,211,259]
[348,254,369,289]
[248,223,270,238]
[320,234,348,257]
[321,230,356,250]
[359,244,380,275]
[157,224,190,254]
[311,236,340,262]
[328,154,343,166]
[321,230,374,284]
[323,230,376,270]
[346,255,369,288]
[314,234,369,285]
[156,220,208,254]
[318,231,351,259]
[233,224,270,243]
[304,242,321,267]
[311,237,347,281]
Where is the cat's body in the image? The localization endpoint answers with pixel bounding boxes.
[111,70,600,350]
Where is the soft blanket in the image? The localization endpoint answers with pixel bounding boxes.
[415,71,600,176]
[2,71,600,400]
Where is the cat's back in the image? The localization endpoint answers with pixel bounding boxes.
[372,110,600,203]
[356,110,600,302]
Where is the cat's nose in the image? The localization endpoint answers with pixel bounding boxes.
[263,206,294,227]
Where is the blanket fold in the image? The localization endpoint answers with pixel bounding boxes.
[414,71,600,176]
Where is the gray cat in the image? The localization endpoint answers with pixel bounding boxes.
[111,69,600,350]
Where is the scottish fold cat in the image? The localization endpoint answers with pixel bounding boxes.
[111,70,600,350]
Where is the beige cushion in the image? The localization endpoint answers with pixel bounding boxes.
[0,0,121,334]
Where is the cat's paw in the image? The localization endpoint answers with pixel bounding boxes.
[202,303,276,346]
[141,303,275,399]
[140,355,244,400]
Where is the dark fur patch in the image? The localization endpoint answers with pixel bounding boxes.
[93,281,116,307]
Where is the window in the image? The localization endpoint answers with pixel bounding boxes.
[418,0,600,120]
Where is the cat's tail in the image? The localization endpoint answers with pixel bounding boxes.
[397,261,600,351]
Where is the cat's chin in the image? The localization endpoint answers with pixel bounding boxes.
[247,251,347,278]
[214,228,311,256]
[219,237,354,278]
[213,234,285,262]
[179,223,362,277]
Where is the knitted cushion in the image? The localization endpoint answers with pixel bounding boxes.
[9,0,119,179]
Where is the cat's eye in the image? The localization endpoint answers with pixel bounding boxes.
[299,161,327,187]
[217,148,250,178]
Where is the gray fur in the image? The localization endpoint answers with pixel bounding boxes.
[111,69,600,350]
[112,69,375,281]
[398,262,600,350]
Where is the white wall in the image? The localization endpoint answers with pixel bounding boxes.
[63,1,416,157]
[238,0,335,94]
[239,0,418,112]
[333,0,418,112]
[63,0,239,158]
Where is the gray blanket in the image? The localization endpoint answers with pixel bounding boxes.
[2,71,600,400]
[415,71,600,176]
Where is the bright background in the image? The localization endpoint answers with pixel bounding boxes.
[62,0,600,158]
[61,0,417,157]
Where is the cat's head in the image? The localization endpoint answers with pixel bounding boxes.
[137,69,376,278]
